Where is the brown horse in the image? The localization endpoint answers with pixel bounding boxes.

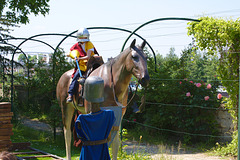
[56,39,149,160]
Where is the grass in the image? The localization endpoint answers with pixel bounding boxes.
[12,121,233,160]
[11,124,80,159]
[12,123,168,160]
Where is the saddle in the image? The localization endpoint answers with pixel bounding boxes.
[74,55,104,106]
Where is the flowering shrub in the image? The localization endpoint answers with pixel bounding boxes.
[176,79,222,143]
[180,79,221,104]
[123,50,222,145]
[135,77,222,144]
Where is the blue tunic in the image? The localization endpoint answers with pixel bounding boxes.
[75,109,115,160]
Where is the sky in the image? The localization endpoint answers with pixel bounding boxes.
[7,0,240,62]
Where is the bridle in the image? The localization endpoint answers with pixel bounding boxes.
[109,50,142,110]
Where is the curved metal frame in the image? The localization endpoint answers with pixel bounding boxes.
[121,17,201,70]
[0,42,29,108]
[8,36,57,109]
[1,17,201,111]
[121,17,200,51]
[51,27,156,95]
[87,27,156,62]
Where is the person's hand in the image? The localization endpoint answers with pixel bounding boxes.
[66,52,71,57]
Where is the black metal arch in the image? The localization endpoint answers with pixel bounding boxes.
[52,27,157,78]
[52,27,157,88]
[2,37,55,51]
[53,27,156,60]
[0,41,28,60]
[0,41,29,81]
[121,17,201,71]
[1,42,31,108]
[5,18,201,110]
[87,27,156,62]
[7,33,82,109]
[121,17,200,51]
[1,41,30,79]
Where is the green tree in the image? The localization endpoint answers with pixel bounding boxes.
[18,54,37,63]
[0,0,50,43]
[18,54,27,63]
[15,48,73,139]
[0,0,50,24]
[0,0,51,101]
[180,43,219,82]
[188,16,240,156]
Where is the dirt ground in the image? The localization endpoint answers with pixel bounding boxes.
[123,141,236,160]
[20,117,236,160]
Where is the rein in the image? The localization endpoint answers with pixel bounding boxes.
[109,58,140,109]
[110,59,124,107]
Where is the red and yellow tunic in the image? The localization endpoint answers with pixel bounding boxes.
[69,41,95,71]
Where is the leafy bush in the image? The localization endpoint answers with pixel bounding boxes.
[188,17,240,155]
[214,130,238,157]
[124,46,221,144]
[13,49,73,125]
[15,49,72,112]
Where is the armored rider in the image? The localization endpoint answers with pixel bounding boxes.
[66,27,96,103]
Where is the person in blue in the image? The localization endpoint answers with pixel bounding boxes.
[75,76,115,160]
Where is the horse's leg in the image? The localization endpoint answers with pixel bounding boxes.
[63,104,75,160]
[112,129,120,160]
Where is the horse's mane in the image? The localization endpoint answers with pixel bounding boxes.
[105,47,131,66]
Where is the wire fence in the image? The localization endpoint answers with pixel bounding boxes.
[123,119,232,138]
[123,102,233,139]
[123,77,237,139]
[150,78,239,82]
[145,102,236,111]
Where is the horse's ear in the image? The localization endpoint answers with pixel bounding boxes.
[130,39,136,48]
[141,40,146,49]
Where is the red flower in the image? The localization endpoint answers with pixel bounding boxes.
[186,92,191,97]
[207,84,211,89]
[180,81,182,84]
[217,93,222,99]
[196,83,201,88]
[204,96,209,101]
[189,81,193,83]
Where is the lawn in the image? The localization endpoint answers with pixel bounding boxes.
[11,123,153,160]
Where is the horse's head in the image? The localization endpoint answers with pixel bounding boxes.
[126,39,150,87]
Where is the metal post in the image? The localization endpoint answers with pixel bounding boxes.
[238,54,240,160]
[120,121,123,153]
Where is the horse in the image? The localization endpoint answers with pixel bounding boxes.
[56,39,149,160]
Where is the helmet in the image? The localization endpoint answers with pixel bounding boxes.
[83,76,104,103]
[76,28,90,42]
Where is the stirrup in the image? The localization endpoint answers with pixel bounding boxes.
[78,77,86,85]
